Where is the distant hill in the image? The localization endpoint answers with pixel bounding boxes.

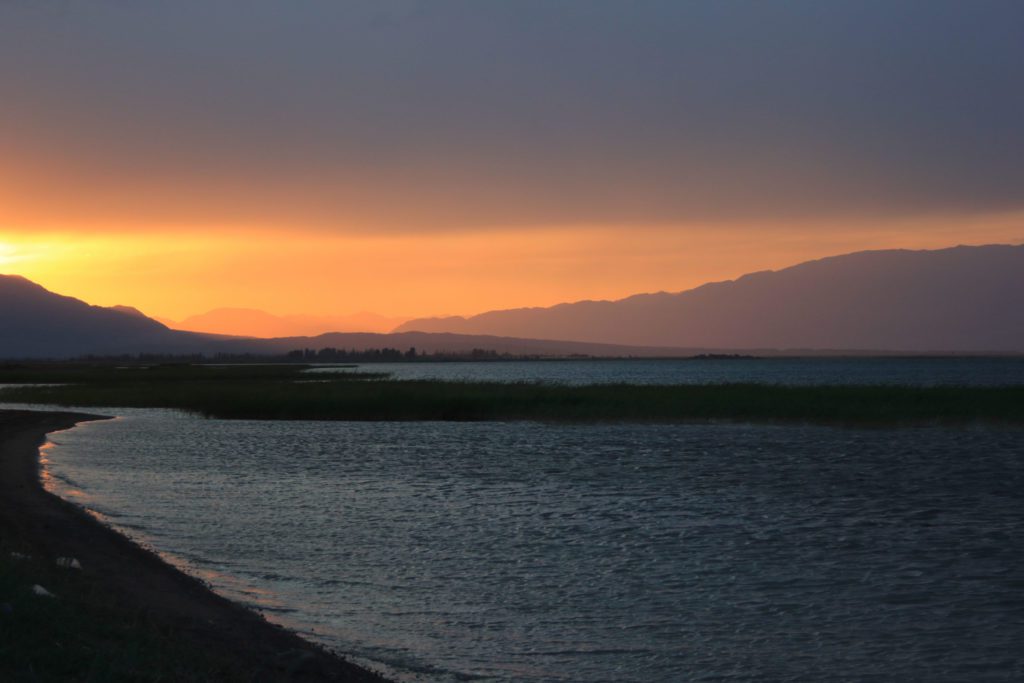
[165,308,408,337]
[0,274,221,358]
[6,243,1023,358]
[0,275,685,359]
[108,305,153,320]
[396,244,1024,353]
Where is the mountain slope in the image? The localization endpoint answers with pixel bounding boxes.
[0,275,221,358]
[396,244,1024,352]
[0,275,682,358]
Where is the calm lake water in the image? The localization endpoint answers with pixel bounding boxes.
[308,356,1024,386]
[6,359,1024,681]
[24,414,1022,681]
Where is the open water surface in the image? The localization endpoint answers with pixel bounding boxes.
[307,356,1024,386]
[27,407,1024,682]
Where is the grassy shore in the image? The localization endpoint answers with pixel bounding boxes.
[1,363,1022,425]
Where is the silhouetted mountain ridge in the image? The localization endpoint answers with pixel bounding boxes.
[108,305,154,320]
[4,244,1022,358]
[0,275,687,358]
[0,274,207,357]
[396,244,1024,352]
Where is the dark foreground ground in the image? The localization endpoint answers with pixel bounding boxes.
[0,409,390,682]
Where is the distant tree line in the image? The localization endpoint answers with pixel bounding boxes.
[47,347,571,364]
[286,347,519,362]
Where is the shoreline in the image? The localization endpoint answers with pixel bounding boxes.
[0,408,390,682]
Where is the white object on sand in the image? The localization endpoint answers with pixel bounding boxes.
[56,557,82,570]
[31,584,56,598]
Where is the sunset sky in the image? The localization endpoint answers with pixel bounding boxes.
[2,1,1022,323]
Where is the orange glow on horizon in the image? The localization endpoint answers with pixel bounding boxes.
[3,211,1023,335]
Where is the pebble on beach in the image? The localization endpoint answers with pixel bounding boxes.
[31,584,57,598]
[56,556,82,570]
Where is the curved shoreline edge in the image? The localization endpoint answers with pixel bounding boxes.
[0,408,390,682]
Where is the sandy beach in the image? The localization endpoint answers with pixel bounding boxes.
[0,408,389,682]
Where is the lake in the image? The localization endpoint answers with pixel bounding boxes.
[7,358,1024,681]
[306,356,1024,386]
[29,405,1023,681]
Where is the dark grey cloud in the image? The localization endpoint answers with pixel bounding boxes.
[1,0,1022,230]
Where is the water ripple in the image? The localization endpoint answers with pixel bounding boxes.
[39,409,1024,682]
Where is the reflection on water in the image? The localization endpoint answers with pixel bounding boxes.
[306,357,1024,386]
[35,407,1024,682]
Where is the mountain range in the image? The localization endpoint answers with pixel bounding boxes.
[0,275,684,359]
[397,244,1024,352]
[2,243,1022,358]
[0,275,214,358]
